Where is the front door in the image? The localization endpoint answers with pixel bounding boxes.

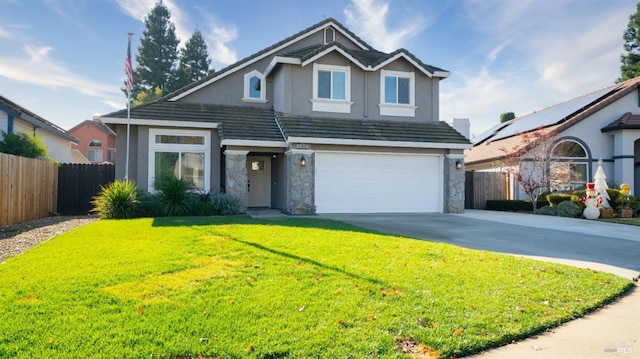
[247,156,271,207]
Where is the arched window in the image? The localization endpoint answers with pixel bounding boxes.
[550,139,589,191]
[89,140,102,147]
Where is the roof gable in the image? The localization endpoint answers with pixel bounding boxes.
[169,18,448,101]
[169,18,371,101]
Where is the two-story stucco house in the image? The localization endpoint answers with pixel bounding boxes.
[101,18,471,214]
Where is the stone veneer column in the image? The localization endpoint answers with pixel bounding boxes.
[224,150,249,211]
[444,154,466,213]
[285,149,315,215]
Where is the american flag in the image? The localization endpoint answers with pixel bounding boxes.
[125,34,134,97]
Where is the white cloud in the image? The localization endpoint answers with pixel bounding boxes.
[0,44,120,98]
[203,20,238,67]
[344,0,426,52]
[102,99,126,110]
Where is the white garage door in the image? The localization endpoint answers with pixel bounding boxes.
[315,152,442,213]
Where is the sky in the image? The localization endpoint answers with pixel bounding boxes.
[0,0,636,138]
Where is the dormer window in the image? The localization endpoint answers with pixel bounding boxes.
[324,27,335,44]
[379,69,416,117]
[243,70,267,103]
[88,140,103,162]
[311,64,352,113]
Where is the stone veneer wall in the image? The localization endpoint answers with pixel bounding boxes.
[224,150,248,210]
[285,150,315,214]
[444,154,465,213]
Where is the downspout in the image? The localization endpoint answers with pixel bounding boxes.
[364,72,368,118]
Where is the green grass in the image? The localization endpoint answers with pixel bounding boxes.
[599,217,640,226]
[0,217,632,358]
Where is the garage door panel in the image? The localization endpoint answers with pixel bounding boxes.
[315,152,442,213]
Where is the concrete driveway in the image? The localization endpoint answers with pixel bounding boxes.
[321,210,640,279]
[319,210,640,358]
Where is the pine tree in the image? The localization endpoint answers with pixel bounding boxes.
[175,29,213,89]
[133,2,180,98]
[619,3,640,82]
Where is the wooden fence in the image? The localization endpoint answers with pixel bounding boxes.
[57,163,115,215]
[465,171,508,209]
[0,153,58,226]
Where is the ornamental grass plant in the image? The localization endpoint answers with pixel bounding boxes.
[0,217,632,358]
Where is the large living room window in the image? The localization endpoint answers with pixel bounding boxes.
[311,63,352,113]
[148,129,210,192]
[549,139,588,191]
[379,69,416,117]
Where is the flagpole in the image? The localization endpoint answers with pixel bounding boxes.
[125,32,133,180]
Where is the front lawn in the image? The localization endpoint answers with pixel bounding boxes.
[599,217,640,226]
[0,217,632,358]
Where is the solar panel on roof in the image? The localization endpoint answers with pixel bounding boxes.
[490,86,613,141]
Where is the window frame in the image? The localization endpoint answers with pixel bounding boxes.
[379,69,416,117]
[549,139,589,191]
[242,70,267,103]
[311,63,352,113]
[148,128,211,192]
[88,149,103,162]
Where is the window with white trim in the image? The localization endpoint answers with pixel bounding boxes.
[379,70,416,117]
[549,140,588,191]
[148,129,210,192]
[88,150,103,162]
[243,70,267,103]
[311,63,352,113]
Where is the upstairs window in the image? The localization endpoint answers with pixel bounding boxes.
[379,70,416,117]
[312,64,352,113]
[243,70,266,103]
[89,140,102,147]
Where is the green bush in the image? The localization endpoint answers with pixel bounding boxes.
[0,130,52,161]
[136,190,163,217]
[535,205,557,216]
[91,180,139,219]
[191,192,214,216]
[486,199,549,212]
[211,193,242,215]
[556,200,581,218]
[155,177,194,217]
[546,194,572,207]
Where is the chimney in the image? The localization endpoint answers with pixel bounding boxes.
[451,118,470,139]
[92,115,102,124]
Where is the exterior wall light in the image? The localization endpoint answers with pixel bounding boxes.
[300,156,307,167]
[455,160,462,170]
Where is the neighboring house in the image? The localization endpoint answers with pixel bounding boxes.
[466,76,640,198]
[101,18,471,214]
[68,116,117,164]
[0,94,87,163]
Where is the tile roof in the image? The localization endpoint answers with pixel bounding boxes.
[601,112,640,132]
[102,102,284,142]
[276,114,471,145]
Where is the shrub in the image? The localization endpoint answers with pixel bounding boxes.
[91,180,139,219]
[0,130,53,162]
[155,177,194,217]
[191,192,214,216]
[546,194,572,207]
[556,200,581,218]
[535,206,557,216]
[136,190,163,217]
[486,200,549,212]
[211,193,242,215]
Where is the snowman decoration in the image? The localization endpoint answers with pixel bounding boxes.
[583,182,600,219]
